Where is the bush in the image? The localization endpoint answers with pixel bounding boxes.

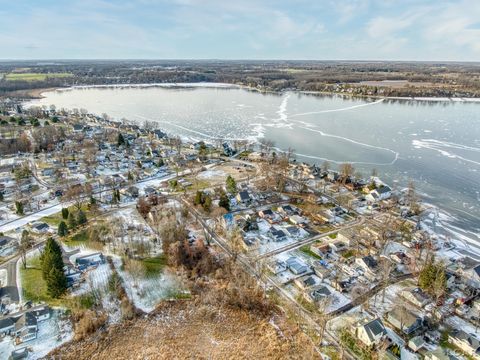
[74,310,108,341]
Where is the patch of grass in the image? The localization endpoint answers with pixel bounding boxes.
[328,233,338,239]
[342,250,355,259]
[141,255,167,276]
[64,229,89,246]
[165,288,191,300]
[20,256,65,307]
[42,213,63,227]
[5,72,73,81]
[299,245,322,260]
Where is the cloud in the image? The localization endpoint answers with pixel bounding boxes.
[0,0,480,60]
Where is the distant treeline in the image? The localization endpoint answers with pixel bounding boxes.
[1,60,479,97]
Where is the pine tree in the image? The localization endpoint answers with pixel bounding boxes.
[61,207,69,220]
[15,201,24,215]
[194,190,203,205]
[41,238,64,279]
[67,212,77,230]
[77,210,87,225]
[226,175,237,195]
[219,191,230,211]
[202,195,212,212]
[46,267,67,298]
[58,221,68,237]
[117,133,125,146]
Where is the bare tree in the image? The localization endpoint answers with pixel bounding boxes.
[19,230,34,269]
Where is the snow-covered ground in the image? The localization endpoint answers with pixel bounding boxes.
[113,257,185,313]
[0,203,64,233]
[70,262,122,324]
[197,169,226,180]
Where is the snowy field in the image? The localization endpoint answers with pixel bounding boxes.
[113,257,185,313]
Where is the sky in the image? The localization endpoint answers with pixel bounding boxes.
[0,0,479,61]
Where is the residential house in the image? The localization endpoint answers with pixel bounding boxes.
[123,186,139,198]
[370,185,392,201]
[310,243,330,258]
[0,317,15,335]
[269,226,286,242]
[14,312,37,342]
[294,274,321,291]
[30,222,49,234]
[385,306,423,335]
[236,191,251,204]
[449,330,480,359]
[75,253,105,270]
[355,318,387,347]
[408,336,426,352]
[277,205,296,216]
[31,307,50,322]
[286,257,310,275]
[355,256,378,278]
[258,209,274,220]
[267,260,287,275]
[304,286,332,303]
[400,288,431,308]
[289,215,307,226]
[285,226,300,237]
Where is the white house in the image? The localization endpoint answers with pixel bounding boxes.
[355,318,387,347]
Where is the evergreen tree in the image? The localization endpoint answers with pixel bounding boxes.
[226,175,237,195]
[15,201,24,215]
[219,191,230,211]
[157,158,164,167]
[117,133,125,146]
[202,194,212,212]
[58,221,68,237]
[90,195,97,205]
[67,212,77,230]
[77,210,87,225]
[0,192,3,202]
[41,238,64,279]
[194,190,203,205]
[46,267,67,298]
[61,207,69,220]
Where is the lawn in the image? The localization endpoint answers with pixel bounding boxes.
[299,245,322,260]
[64,229,89,246]
[141,255,167,276]
[20,255,95,309]
[5,72,73,81]
[20,256,64,307]
[41,204,94,228]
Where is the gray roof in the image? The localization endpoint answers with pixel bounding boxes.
[451,330,480,351]
[363,318,386,342]
[0,317,14,330]
[377,186,392,194]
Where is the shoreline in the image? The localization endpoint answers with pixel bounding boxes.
[31,82,480,103]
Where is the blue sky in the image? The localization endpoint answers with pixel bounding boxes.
[0,0,479,61]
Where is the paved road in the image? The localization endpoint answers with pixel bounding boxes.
[0,240,47,304]
[0,260,19,302]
